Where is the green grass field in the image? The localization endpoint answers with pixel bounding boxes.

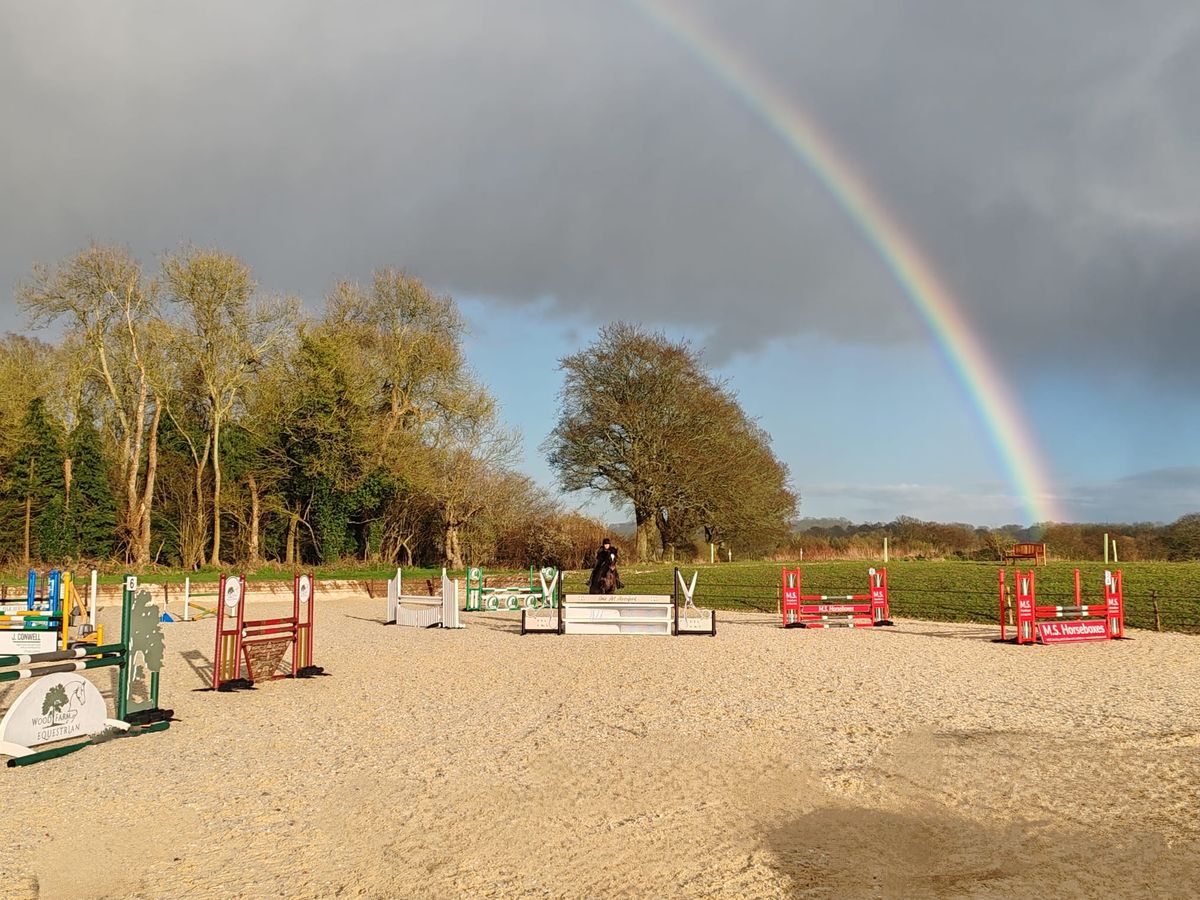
[4,559,1199,633]
[563,560,1200,634]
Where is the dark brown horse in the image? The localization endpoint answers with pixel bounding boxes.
[588,555,619,594]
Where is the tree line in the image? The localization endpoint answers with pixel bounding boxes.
[0,243,799,571]
[789,516,1200,561]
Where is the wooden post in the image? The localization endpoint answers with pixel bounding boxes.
[1103,532,1109,564]
[1152,590,1161,632]
[883,536,889,563]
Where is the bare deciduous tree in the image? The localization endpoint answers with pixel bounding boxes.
[19,244,161,564]
[163,248,297,565]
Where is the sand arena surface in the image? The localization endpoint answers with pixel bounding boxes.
[3,594,1199,899]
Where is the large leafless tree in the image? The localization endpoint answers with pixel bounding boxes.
[19,244,163,564]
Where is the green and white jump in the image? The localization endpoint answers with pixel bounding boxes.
[0,576,173,767]
[465,566,560,612]
[386,569,463,629]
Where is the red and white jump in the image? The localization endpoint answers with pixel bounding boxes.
[998,568,1125,645]
[780,567,894,629]
[212,573,325,690]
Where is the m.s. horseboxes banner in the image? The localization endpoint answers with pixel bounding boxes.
[1037,620,1110,644]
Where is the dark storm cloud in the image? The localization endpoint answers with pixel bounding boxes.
[1,1,1197,379]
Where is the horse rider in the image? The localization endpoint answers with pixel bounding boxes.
[591,538,624,589]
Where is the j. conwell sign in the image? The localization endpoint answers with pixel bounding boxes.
[0,630,58,655]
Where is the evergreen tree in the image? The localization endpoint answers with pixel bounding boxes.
[5,399,66,563]
[281,334,379,563]
[37,497,72,562]
[0,440,20,562]
[65,421,118,559]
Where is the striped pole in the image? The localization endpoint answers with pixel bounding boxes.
[0,619,61,629]
[0,653,125,684]
[0,643,127,668]
[0,644,126,683]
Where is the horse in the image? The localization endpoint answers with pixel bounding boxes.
[588,555,619,595]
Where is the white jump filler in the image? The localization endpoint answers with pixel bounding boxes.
[386,569,463,629]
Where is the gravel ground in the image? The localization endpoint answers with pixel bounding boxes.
[3,594,1198,899]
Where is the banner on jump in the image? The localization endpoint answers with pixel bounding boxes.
[1037,620,1110,644]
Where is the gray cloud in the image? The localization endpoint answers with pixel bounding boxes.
[1063,467,1200,523]
[1,1,1198,381]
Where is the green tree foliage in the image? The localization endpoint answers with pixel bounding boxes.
[280,332,388,564]
[0,399,67,562]
[18,243,162,564]
[162,247,298,564]
[317,270,507,568]
[154,385,210,569]
[65,420,117,559]
[785,516,1191,562]
[661,390,797,558]
[1165,513,1200,561]
[323,269,484,443]
[0,335,59,461]
[545,323,797,561]
[17,243,1189,571]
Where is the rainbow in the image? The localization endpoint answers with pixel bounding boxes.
[629,0,1059,524]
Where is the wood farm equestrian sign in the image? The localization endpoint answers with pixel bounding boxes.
[0,672,117,751]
